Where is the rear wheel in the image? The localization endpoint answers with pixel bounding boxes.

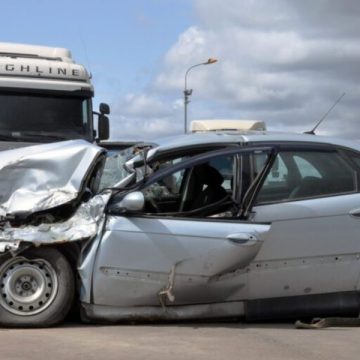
[0,247,74,327]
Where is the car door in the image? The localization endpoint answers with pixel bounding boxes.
[248,144,360,302]
[91,147,273,307]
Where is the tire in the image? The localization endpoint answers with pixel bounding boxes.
[0,247,75,328]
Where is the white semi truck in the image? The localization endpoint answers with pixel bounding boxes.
[0,42,109,144]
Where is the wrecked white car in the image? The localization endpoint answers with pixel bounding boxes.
[1,131,360,327]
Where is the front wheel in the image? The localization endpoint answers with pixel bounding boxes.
[0,247,74,327]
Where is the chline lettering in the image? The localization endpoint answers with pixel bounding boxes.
[20,65,30,72]
[0,63,82,78]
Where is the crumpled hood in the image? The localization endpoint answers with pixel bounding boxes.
[0,140,103,217]
[0,140,111,253]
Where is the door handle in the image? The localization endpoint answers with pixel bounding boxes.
[226,233,258,245]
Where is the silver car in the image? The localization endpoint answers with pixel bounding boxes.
[1,130,360,327]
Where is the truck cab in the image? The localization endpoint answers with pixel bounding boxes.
[0,42,109,144]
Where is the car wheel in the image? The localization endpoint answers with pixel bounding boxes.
[0,247,74,327]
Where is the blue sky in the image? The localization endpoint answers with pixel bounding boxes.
[2,0,360,141]
[1,0,193,106]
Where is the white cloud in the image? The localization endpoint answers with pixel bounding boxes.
[109,94,184,140]
[108,0,360,140]
[119,94,170,117]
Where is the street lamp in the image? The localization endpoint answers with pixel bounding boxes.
[184,58,218,133]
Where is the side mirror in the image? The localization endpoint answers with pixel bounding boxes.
[98,114,109,140]
[118,191,144,212]
[99,103,110,115]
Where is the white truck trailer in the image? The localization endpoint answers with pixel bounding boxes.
[0,42,109,144]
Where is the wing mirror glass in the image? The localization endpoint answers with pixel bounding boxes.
[98,114,110,140]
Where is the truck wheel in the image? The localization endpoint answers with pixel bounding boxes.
[0,247,74,327]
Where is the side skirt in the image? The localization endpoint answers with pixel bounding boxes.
[80,301,245,323]
[81,291,360,323]
[245,291,360,321]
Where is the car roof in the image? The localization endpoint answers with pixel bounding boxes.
[147,131,360,160]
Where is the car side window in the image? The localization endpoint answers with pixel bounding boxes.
[262,155,289,186]
[141,155,236,216]
[345,150,360,169]
[293,156,321,178]
[255,150,356,204]
[143,169,185,205]
[208,156,234,192]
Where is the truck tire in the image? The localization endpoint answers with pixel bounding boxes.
[0,247,74,327]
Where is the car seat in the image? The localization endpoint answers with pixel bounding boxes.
[188,163,228,210]
[289,176,324,199]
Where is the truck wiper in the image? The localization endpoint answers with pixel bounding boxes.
[14,131,77,142]
[0,132,26,142]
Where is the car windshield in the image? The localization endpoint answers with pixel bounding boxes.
[98,144,189,191]
[98,146,137,190]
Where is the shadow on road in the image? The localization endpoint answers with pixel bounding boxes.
[59,318,298,330]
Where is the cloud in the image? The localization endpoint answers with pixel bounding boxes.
[117,94,170,118]
[109,0,360,141]
[109,94,184,140]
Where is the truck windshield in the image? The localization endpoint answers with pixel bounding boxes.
[0,93,92,142]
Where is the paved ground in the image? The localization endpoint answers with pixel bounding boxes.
[1,321,360,360]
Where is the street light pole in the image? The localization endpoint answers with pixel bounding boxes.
[184,58,218,134]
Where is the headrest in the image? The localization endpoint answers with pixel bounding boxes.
[194,163,224,186]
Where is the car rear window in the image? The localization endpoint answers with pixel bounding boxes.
[254,150,356,204]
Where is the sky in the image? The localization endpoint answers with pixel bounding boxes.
[2,0,360,141]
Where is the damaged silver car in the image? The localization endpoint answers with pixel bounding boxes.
[1,128,360,327]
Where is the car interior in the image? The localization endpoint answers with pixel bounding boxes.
[141,155,237,217]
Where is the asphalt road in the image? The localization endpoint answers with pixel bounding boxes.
[1,321,360,360]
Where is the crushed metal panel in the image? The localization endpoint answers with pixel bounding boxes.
[0,140,110,252]
[0,139,103,216]
[0,192,111,252]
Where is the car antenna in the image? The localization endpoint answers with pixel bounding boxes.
[304,92,346,135]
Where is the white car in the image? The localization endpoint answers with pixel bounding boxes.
[1,128,360,327]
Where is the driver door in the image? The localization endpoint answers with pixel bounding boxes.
[92,147,273,307]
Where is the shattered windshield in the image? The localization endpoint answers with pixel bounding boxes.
[98,145,185,191]
[98,146,136,190]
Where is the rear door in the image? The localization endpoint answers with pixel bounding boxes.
[92,147,273,307]
[249,145,360,301]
